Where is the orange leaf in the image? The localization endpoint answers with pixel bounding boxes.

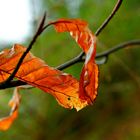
[0,44,87,111]
[0,88,21,131]
[52,19,99,104]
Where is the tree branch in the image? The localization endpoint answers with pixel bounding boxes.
[95,0,122,36]
[96,40,140,59]
[56,52,83,70]
[0,39,140,89]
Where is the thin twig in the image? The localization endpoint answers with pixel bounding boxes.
[0,13,46,88]
[96,40,140,59]
[56,52,83,70]
[95,0,122,36]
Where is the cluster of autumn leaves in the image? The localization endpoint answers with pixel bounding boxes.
[0,19,98,130]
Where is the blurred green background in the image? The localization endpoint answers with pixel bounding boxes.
[0,0,140,139]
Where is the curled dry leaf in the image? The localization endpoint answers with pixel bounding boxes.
[52,19,99,104]
[0,88,21,131]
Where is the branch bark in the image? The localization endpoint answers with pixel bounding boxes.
[96,40,140,59]
[95,0,122,36]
